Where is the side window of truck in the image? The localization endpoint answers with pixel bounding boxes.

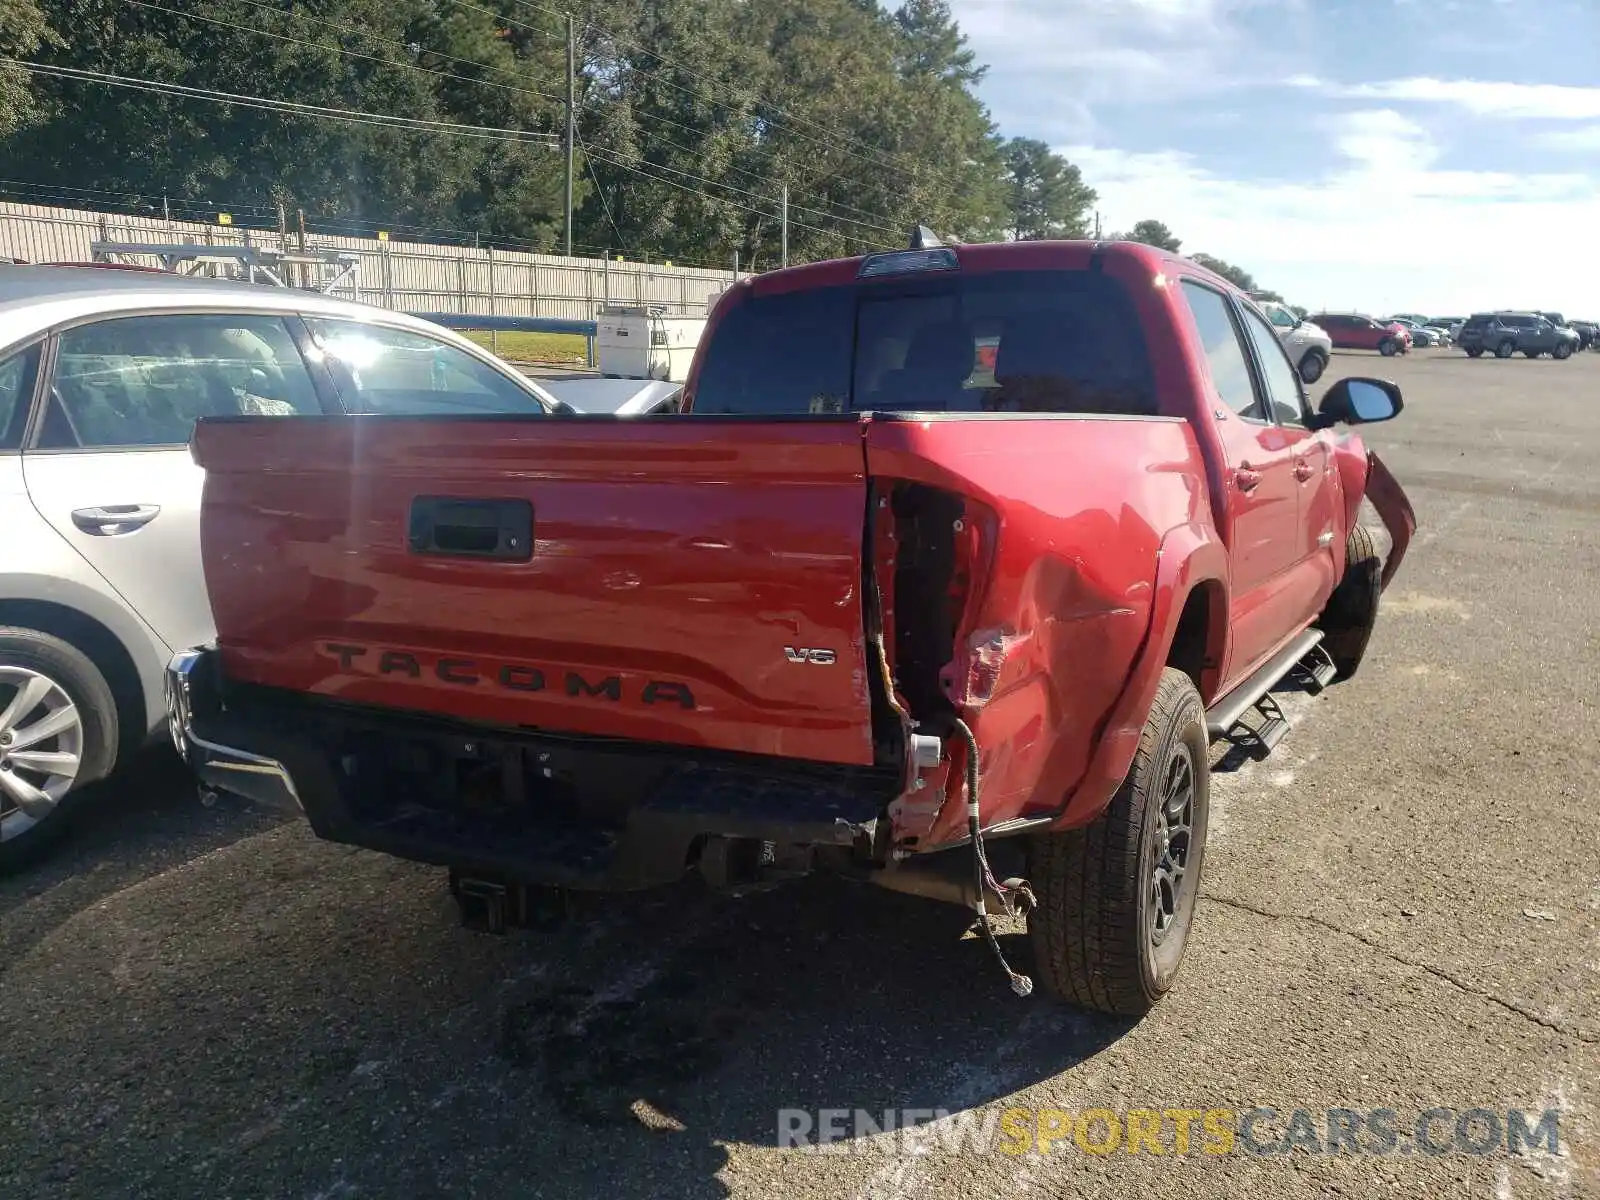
[1238,305,1309,427]
[1180,279,1265,421]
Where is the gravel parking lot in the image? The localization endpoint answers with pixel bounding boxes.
[3,348,1597,1200]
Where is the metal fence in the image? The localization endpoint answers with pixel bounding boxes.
[0,201,742,320]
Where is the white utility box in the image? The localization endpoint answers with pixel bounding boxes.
[595,305,707,381]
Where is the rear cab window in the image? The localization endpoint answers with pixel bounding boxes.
[689,268,1158,417]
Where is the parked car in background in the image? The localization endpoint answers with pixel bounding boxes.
[1256,299,1333,383]
[1391,312,1431,327]
[1425,318,1462,343]
[1387,318,1442,348]
[1568,320,1598,350]
[1456,312,1580,359]
[1307,313,1412,357]
[0,267,574,869]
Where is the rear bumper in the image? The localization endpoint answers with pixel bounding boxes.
[165,647,893,890]
[166,648,302,813]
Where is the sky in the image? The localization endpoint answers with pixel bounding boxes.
[947,0,1600,316]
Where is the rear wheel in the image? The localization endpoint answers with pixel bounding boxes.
[1495,339,1516,358]
[0,628,119,872]
[1297,349,1328,384]
[1317,526,1382,680]
[1378,338,1399,357]
[1553,342,1573,360]
[1026,668,1209,1016]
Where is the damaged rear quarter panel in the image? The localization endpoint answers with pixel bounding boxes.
[865,416,1208,849]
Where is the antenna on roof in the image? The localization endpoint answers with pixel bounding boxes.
[908,225,945,250]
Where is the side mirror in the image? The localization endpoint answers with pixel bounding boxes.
[1309,377,1403,429]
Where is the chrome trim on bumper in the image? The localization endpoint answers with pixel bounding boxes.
[164,647,302,812]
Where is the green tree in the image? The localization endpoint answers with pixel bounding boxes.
[1189,252,1256,292]
[7,0,570,244]
[1,0,1017,268]
[1125,219,1181,252]
[1002,137,1096,240]
[0,0,58,138]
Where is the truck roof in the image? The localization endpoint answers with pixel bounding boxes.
[742,238,1220,299]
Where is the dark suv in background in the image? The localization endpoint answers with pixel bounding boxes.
[1457,312,1580,359]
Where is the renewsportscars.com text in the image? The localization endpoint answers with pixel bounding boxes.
[776,1106,1563,1158]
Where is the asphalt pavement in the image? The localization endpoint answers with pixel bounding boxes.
[3,347,1597,1199]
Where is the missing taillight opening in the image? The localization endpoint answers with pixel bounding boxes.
[887,483,979,722]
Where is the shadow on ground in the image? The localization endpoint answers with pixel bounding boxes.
[3,796,1132,1199]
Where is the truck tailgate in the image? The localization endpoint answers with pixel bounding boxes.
[192,416,877,765]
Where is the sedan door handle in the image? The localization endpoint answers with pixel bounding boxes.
[1294,459,1314,482]
[71,504,161,535]
[1233,467,1262,493]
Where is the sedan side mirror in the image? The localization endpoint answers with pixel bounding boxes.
[1309,377,1403,429]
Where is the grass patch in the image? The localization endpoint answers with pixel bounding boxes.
[463,330,589,364]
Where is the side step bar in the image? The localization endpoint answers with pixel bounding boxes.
[1206,629,1327,752]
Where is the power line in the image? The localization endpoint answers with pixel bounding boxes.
[454,0,949,207]
[579,143,875,249]
[127,0,901,241]
[581,136,897,241]
[573,125,626,256]
[4,60,559,144]
[497,0,940,190]
[126,0,567,112]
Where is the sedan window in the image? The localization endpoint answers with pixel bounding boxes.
[306,320,549,416]
[42,314,322,449]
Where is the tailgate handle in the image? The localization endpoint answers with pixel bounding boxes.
[408,497,533,561]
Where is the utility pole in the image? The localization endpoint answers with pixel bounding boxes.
[564,12,575,257]
[780,183,789,268]
[1094,209,1102,240]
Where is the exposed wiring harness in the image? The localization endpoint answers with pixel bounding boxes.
[950,718,1035,997]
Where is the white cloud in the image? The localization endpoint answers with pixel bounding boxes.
[949,0,1309,138]
[1065,110,1600,314]
[1303,76,1600,121]
[1537,124,1600,151]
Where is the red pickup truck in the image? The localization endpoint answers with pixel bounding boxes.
[167,236,1415,1015]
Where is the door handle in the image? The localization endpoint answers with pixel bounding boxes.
[1234,467,1262,493]
[1294,459,1314,482]
[71,504,161,535]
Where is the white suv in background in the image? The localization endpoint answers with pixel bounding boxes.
[1254,299,1333,384]
[0,266,570,868]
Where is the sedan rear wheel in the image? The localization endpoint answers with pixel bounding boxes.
[0,628,119,872]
